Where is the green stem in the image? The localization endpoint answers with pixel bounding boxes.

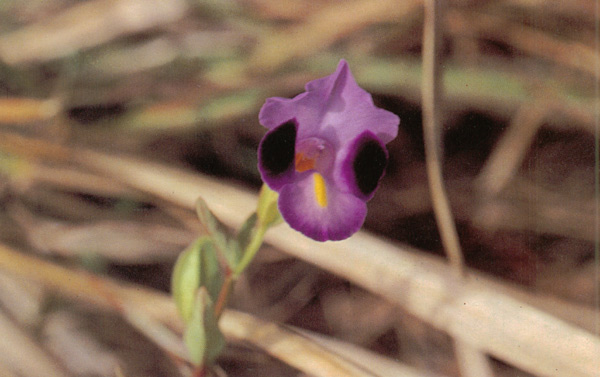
[213,274,233,318]
[232,225,267,278]
[212,220,268,318]
[192,365,206,377]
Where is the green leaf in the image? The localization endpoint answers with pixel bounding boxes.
[200,242,223,303]
[171,238,223,323]
[236,213,257,255]
[256,184,282,229]
[195,196,236,267]
[172,238,205,323]
[195,197,220,235]
[184,288,226,366]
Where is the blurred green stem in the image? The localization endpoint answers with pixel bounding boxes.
[211,185,279,318]
[214,223,267,318]
[213,275,233,318]
[232,225,267,278]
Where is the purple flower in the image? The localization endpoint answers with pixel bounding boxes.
[257,60,399,241]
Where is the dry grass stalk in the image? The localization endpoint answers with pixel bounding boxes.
[447,9,599,79]
[70,147,599,377]
[0,311,69,377]
[421,1,490,375]
[25,163,135,198]
[454,339,494,377]
[0,1,597,375]
[1,133,597,376]
[472,186,598,242]
[0,272,43,327]
[10,203,194,262]
[0,0,187,64]
[421,0,464,275]
[0,98,60,124]
[297,329,446,377]
[0,242,437,377]
[221,311,380,377]
[476,99,554,196]
[390,177,598,242]
[249,0,421,70]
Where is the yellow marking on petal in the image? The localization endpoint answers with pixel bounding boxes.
[295,153,315,172]
[313,173,327,208]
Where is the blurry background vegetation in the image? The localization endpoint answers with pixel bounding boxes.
[0,0,597,376]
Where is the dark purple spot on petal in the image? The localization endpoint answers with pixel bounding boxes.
[259,120,296,177]
[353,138,387,196]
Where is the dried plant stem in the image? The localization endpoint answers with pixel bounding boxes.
[422,1,490,376]
[120,302,188,361]
[0,0,188,65]
[0,242,420,377]
[26,163,134,198]
[447,10,599,80]
[421,0,464,276]
[2,134,599,377]
[249,0,420,70]
[0,311,69,377]
[477,99,553,196]
[0,98,60,124]
[454,339,494,377]
[297,329,443,377]
[220,311,380,377]
[595,0,600,337]
[392,177,599,242]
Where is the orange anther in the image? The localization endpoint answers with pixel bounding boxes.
[295,153,315,172]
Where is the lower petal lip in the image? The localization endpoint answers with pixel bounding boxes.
[277,173,367,241]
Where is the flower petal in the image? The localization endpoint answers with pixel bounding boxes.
[336,130,388,201]
[278,172,367,241]
[258,62,354,134]
[258,119,297,190]
[258,93,324,136]
[257,59,400,242]
[317,60,399,146]
[258,60,399,149]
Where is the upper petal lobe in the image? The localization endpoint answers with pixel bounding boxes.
[258,119,298,191]
[259,60,399,148]
[335,130,389,201]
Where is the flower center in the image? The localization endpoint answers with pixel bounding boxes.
[294,137,333,174]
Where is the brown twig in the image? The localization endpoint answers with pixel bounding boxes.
[422,1,491,376]
[422,0,464,276]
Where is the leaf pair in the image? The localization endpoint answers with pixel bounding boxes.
[172,186,282,368]
[184,287,225,366]
[171,238,225,366]
[172,237,222,323]
[195,187,280,276]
